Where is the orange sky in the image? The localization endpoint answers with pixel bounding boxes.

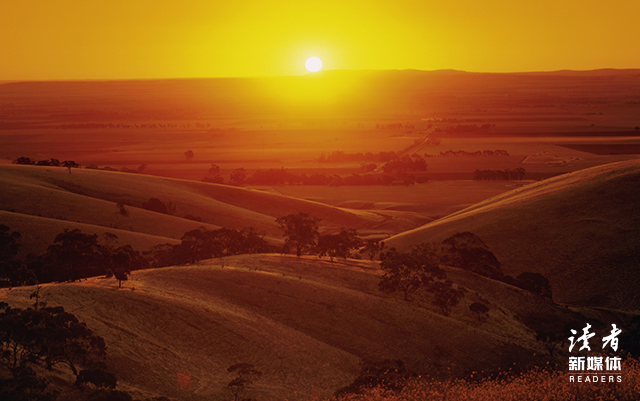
[2,0,639,80]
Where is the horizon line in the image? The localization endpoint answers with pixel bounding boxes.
[2,67,640,84]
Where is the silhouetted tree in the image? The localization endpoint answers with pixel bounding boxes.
[226,363,262,401]
[208,164,220,175]
[516,272,552,299]
[142,198,170,214]
[440,232,503,280]
[378,247,445,301]
[230,168,247,186]
[42,229,106,282]
[317,228,361,262]
[360,239,385,261]
[116,203,129,216]
[429,280,465,316]
[469,302,490,321]
[469,302,489,315]
[0,225,21,264]
[184,150,194,160]
[0,303,107,377]
[75,368,117,389]
[111,250,131,288]
[276,213,320,257]
[12,156,36,165]
[62,160,81,174]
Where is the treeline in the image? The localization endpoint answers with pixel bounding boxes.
[426,149,509,157]
[0,301,141,401]
[433,123,495,134]
[375,123,416,130]
[381,155,427,173]
[12,155,151,175]
[204,168,426,187]
[378,232,552,316]
[55,122,212,129]
[0,226,148,287]
[0,224,276,288]
[473,168,526,180]
[150,227,276,267]
[318,150,401,163]
[12,157,81,173]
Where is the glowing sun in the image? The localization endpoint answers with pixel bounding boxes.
[305,57,323,72]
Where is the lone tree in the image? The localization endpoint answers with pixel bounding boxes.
[359,239,385,261]
[429,280,465,316]
[184,150,194,160]
[229,168,247,186]
[378,246,445,301]
[516,272,552,299]
[440,232,503,280]
[226,363,262,401]
[62,160,81,174]
[276,212,320,257]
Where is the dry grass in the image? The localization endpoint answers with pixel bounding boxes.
[1,253,590,400]
[0,164,416,256]
[336,359,640,401]
[385,159,640,312]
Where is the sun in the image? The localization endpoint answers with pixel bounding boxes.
[305,57,323,72]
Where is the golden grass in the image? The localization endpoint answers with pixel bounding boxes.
[336,359,640,401]
[385,159,640,312]
[1,254,591,400]
[0,164,416,256]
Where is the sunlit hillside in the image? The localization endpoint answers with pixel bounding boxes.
[385,159,640,312]
[1,253,587,400]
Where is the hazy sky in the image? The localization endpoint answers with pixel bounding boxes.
[2,0,639,80]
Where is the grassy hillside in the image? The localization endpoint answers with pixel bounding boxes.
[2,254,587,400]
[0,164,423,256]
[385,159,640,312]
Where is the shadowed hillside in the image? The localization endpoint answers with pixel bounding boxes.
[385,159,640,312]
[1,253,588,400]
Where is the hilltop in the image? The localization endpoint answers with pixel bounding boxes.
[385,159,640,312]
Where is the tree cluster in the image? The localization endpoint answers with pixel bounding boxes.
[276,213,366,261]
[12,157,81,174]
[0,302,125,400]
[54,122,212,130]
[378,243,465,316]
[375,123,415,130]
[433,123,494,134]
[226,363,262,401]
[381,155,427,173]
[141,198,176,215]
[377,232,507,315]
[318,150,400,163]
[426,149,509,157]
[148,227,275,267]
[0,226,146,288]
[473,168,525,181]
[86,164,147,174]
[317,228,362,262]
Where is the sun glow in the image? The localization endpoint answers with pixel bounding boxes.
[305,57,323,72]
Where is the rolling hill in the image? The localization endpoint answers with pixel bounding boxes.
[384,159,640,312]
[0,164,424,257]
[1,253,587,400]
